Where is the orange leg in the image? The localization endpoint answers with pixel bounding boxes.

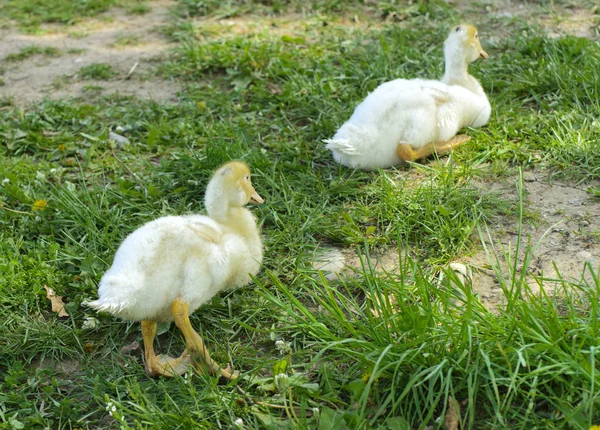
[171,298,239,380]
[141,320,191,377]
[397,135,472,162]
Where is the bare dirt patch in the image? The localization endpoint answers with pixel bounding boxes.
[312,171,600,311]
[3,1,595,107]
[0,4,385,107]
[201,12,382,32]
[451,0,599,40]
[459,171,600,310]
[0,0,180,105]
[311,246,402,281]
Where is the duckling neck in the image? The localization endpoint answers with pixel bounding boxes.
[442,55,470,87]
[205,196,229,222]
[222,207,260,238]
[441,48,485,97]
[205,178,237,222]
[206,197,258,238]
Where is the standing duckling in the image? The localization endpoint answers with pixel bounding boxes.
[87,161,263,379]
[325,24,491,170]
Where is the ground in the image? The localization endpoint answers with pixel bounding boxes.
[2,2,598,311]
[1,0,600,428]
[0,0,178,103]
[468,171,600,308]
[3,1,597,104]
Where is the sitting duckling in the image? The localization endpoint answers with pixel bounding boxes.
[87,161,263,379]
[324,24,491,170]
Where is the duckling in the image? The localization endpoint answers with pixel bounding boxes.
[324,24,490,170]
[87,161,263,379]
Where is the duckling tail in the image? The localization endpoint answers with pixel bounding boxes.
[84,297,132,315]
[323,138,358,155]
[83,272,141,315]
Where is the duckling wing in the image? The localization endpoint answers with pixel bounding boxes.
[183,216,223,244]
[422,86,452,106]
[421,85,458,131]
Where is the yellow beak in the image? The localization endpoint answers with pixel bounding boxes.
[479,49,489,59]
[249,188,264,204]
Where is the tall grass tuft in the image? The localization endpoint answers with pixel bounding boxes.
[258,175,600,428]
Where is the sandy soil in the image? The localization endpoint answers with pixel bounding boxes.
[452,0,599,40]
[0,3,382,106]
[462,171,600,309]
[0,0,180,105]
[313,170,600,311]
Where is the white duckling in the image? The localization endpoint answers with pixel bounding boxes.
[324,24,491,170]
[87,161,263,379]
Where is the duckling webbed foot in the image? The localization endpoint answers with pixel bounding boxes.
[432,134,472,156]
[150,352,192,377]
[396,135,472,162]
[171,298,239,381]
[141,320,192,377]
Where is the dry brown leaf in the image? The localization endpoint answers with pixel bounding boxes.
[83,342,98,353]
[120,340,140,355]
[43,285,69,317]
[265,82,282,95]
[444,396,460,430]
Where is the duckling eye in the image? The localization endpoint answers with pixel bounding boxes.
[244,174,250,181]
[455,26,461,32]
[475,33,479,39]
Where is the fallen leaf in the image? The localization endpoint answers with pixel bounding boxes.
[83,342,98,353]
[43,285,69,317]
[82,316,100,330]
[265,82,282,95]
[120,340,140,355]
[444,396,460,430]
[108,131,130,147]
[448,262,472,286]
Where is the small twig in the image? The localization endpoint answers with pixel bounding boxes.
[470,264,499,277]
[126,61,139,80]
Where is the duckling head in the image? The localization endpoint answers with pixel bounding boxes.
[205,161,263,219]
[445,24,488,65]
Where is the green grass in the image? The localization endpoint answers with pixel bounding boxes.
[0,0,151,32]
[4,45,62,62]
[112,34,142,48]
[78,63,117,80]
[172,0,443,19]
[259,241,600,429]
[126,2,151,15]
[1,0,600,428]
[1,0,116,32]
